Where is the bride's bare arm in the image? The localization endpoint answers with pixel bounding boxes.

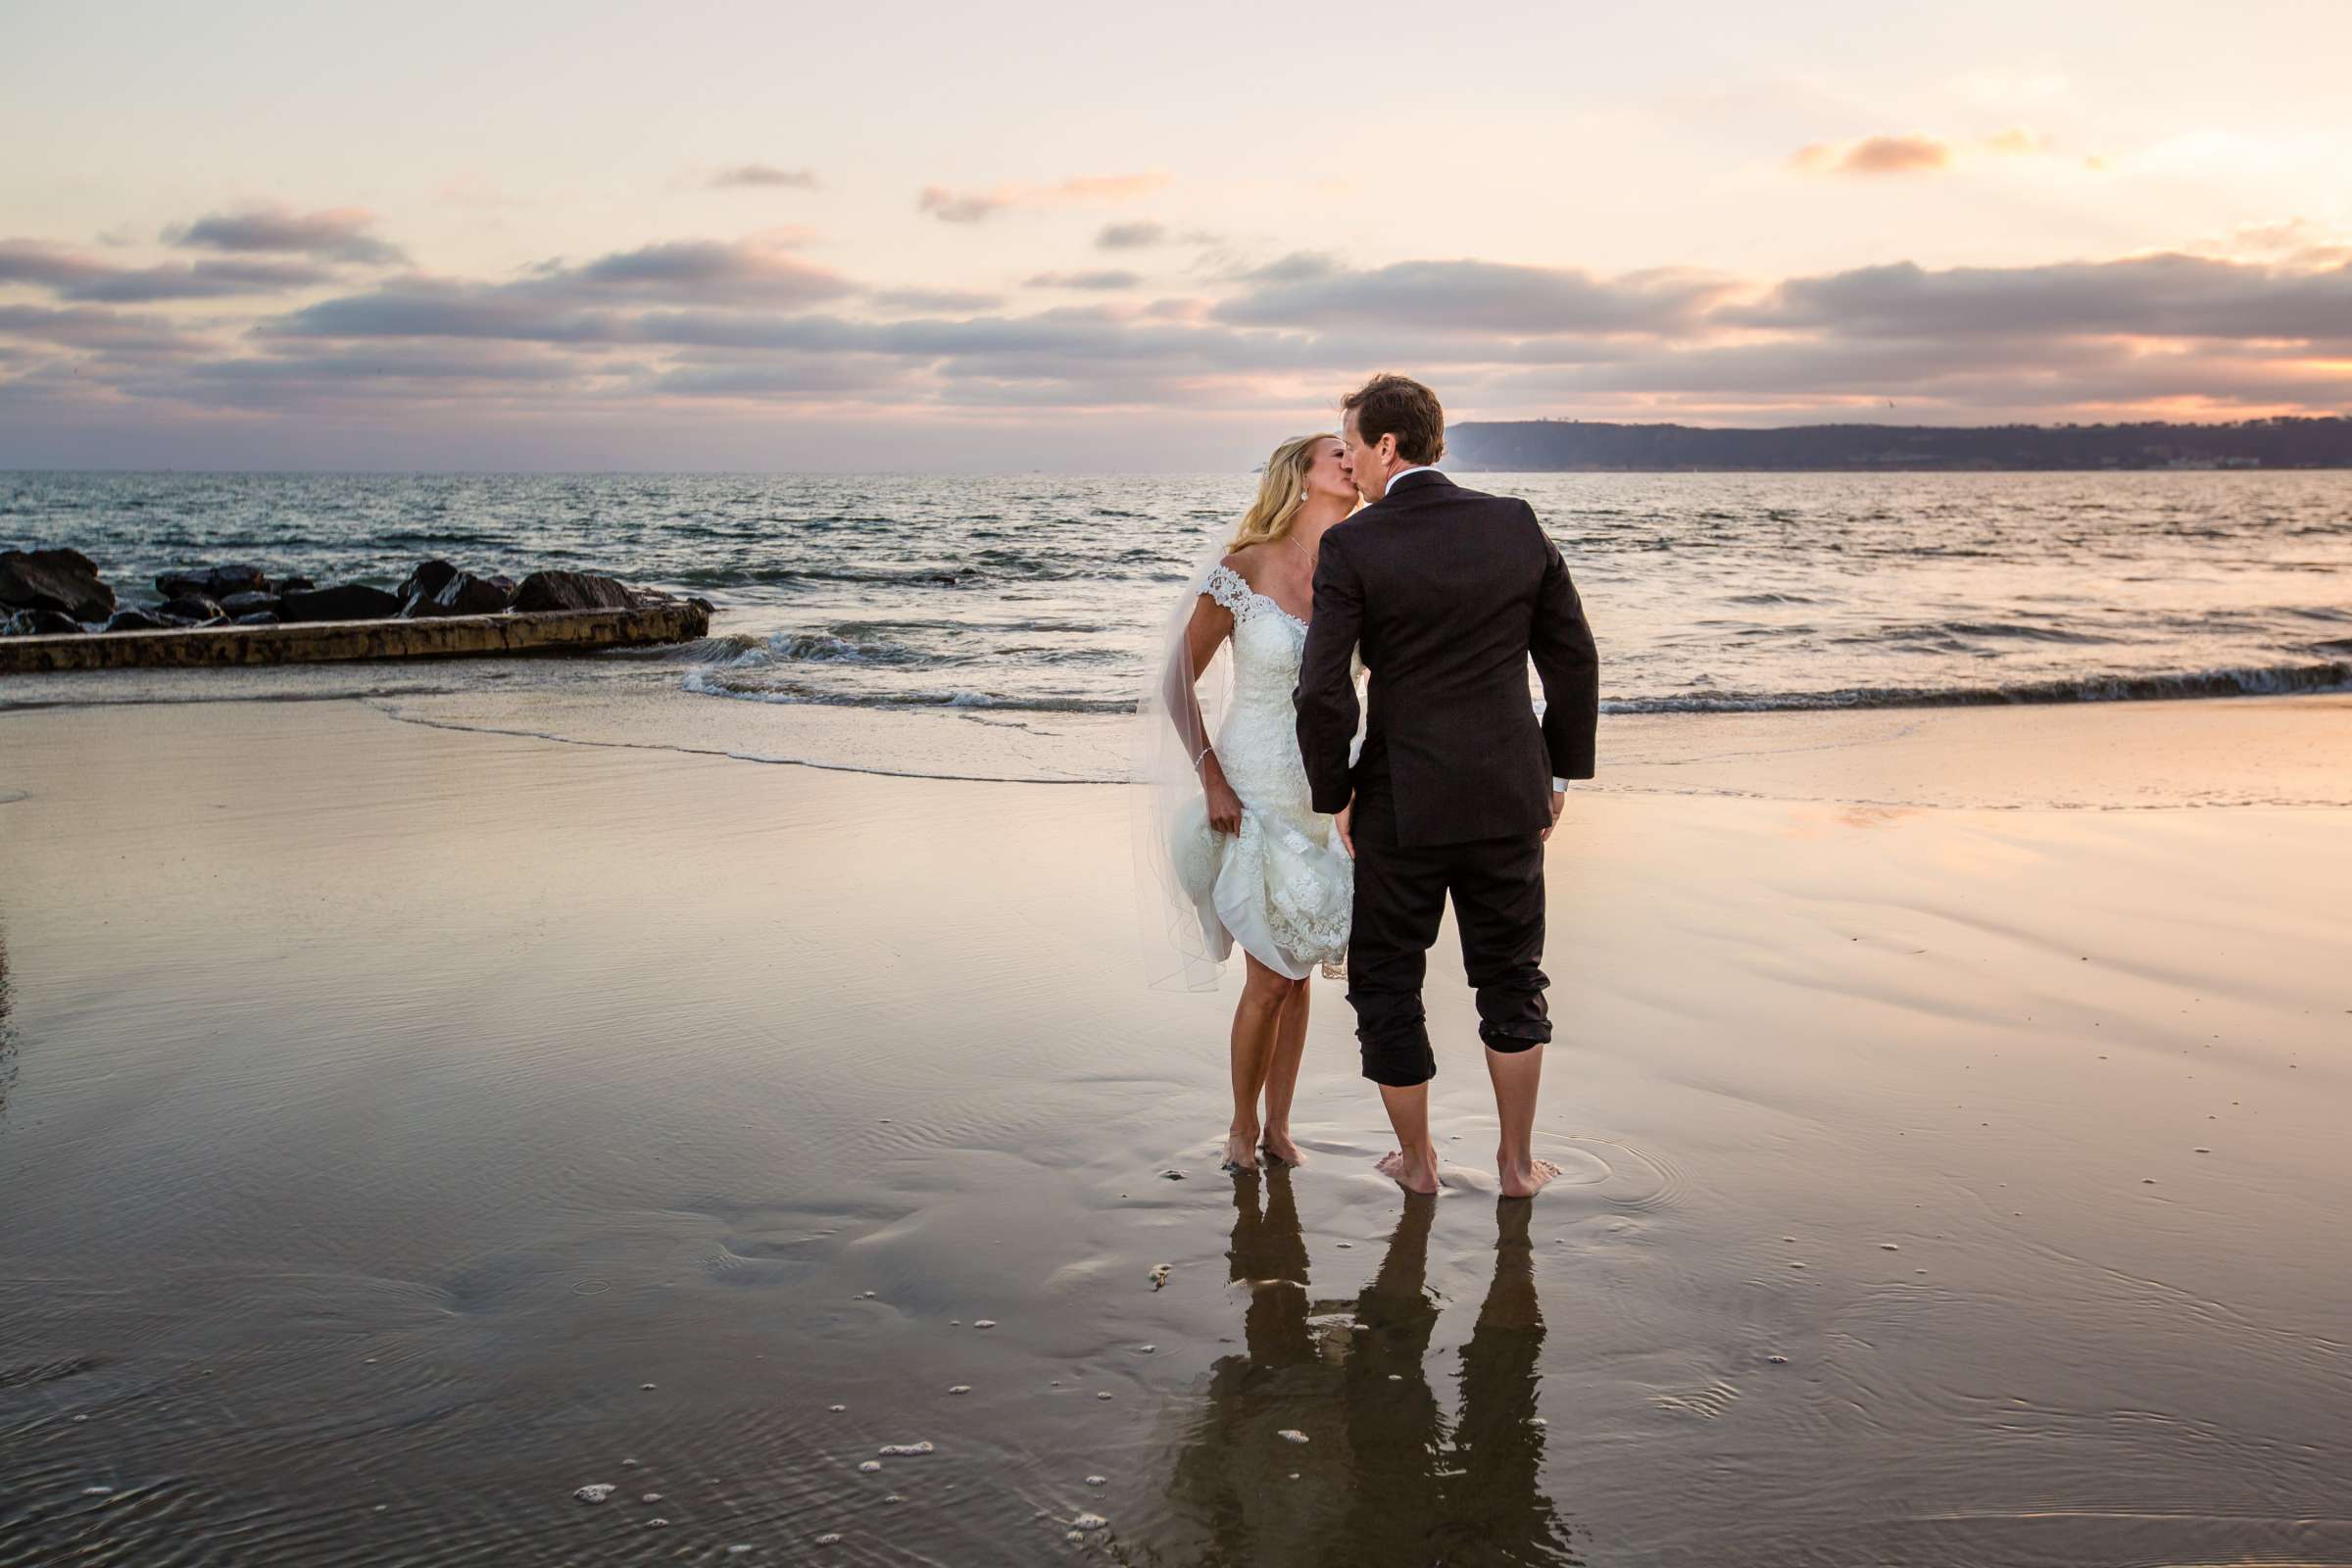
[1168,593,1245,834]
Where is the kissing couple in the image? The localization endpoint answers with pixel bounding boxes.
[1141,373,1600,1199]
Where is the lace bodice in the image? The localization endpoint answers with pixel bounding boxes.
[1201,563,1311,726]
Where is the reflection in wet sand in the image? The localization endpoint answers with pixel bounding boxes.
[0,925,14,1124]
[1164,1168,1578,1566]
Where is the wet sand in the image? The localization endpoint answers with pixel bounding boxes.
[2,695,2349,1566]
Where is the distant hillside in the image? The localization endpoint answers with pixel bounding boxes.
[1446,416,2352,471]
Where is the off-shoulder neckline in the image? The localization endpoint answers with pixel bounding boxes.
[1203,562,1309,630]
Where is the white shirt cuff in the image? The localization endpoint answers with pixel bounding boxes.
[1551,777,1570,792]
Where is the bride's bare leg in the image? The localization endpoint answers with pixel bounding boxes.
[1226,956,1301,1171]
[1259,981,1310,1166]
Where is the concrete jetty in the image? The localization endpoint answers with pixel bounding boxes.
[0,601,710,676]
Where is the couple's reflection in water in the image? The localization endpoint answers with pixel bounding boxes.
[1162,1165,1578,1567]
[0,926,14,1123]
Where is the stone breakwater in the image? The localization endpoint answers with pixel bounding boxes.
[0,551,713,671]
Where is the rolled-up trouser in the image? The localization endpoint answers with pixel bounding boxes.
[1345,793,1551,1088]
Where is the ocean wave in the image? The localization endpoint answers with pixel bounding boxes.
[1599,661,2352,713]
[677,669,1128,714]
[1853,620,2130,647]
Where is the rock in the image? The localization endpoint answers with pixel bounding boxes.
[401,571,511,618]
[1,548,116,621]
[397,560,462,603]
[101,608,172,633]
[3,607,86,636]
[154,564,265,600]
[511,569,640,613]
[204,564,268,598]
[276,574,317,595]
[234,611,281,626]
[157,594,225,623]
[219,591,280,616]
[278,583,402,622]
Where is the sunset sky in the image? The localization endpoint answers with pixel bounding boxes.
[5,0,2349,469]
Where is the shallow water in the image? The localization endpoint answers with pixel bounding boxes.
[2,699,2348,1565]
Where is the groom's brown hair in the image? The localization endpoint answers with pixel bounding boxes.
[1342,373,1446,466]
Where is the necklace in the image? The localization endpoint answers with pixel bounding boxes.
[1286,533,1318,571]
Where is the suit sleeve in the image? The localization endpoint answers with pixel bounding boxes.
[1294,529,1365,815]
[1525,503,1599,780]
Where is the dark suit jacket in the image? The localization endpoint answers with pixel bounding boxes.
[1294,470,1599,848]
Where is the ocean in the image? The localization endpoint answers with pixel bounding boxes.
[6,469,2348,781]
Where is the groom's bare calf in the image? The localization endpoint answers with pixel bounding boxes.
[1485,1042,1555,1199]
[1374,1083,1442,1194]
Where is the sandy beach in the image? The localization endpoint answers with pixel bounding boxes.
[3,692,2349,1566]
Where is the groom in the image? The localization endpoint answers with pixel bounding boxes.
[1294,373,1599,1198]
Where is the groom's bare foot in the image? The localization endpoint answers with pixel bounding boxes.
[1498,1155,1563,1200]
[1376,1149,1440,1195]
[1223,1129,1260,1172]
[1260,1129,1305,1167]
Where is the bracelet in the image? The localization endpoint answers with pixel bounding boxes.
[1195,744,1213,769]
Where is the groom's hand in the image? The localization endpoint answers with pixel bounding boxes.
[1335,797,1355,858]
[1542,786,1567,842]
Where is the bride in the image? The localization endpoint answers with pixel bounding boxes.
[1140,433,1362,1172]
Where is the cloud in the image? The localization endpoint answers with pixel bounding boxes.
[917,172,1170,224]
[14,200,2352,447]
[710,164,819,190]
[546,235,851,307]
[1729,254,2352,345]
[1984,126,2056,157]
[1025,270,1143,290]
[0,304,208,354]
[871,287,1006,313]
[916,186,1007,224]
[1096,221,1167,250]
[165,205,407,264]
[1214,257,1730,335]
[0,240,337,303]
[1788,134,1954,176]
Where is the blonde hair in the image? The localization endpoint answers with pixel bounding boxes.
[1228,432,1338,552]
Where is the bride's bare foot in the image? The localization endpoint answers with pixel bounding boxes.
[1375,1149,1440,1195]
[1498,1155,1563,1200]
[1223,1128,1260,1172]
[1260,1129,1305,1167]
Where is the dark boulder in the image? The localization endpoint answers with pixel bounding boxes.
[157,594,225,623]
[276,574,317,595]
[233,611,281,626]
[2,607,86,637]
[157,563,268,599]
[101,608,172,633]
[219,591,280,616]
[397,559,463,603]
[401,570,512,618]
[205,564,268,597]
[278,583,402,622]
[1,548,116,621]
[510,569,640,613]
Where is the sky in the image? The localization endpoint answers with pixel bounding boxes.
[4,0,2349,470]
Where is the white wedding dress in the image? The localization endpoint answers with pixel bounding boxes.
[1165,564,1354,980]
